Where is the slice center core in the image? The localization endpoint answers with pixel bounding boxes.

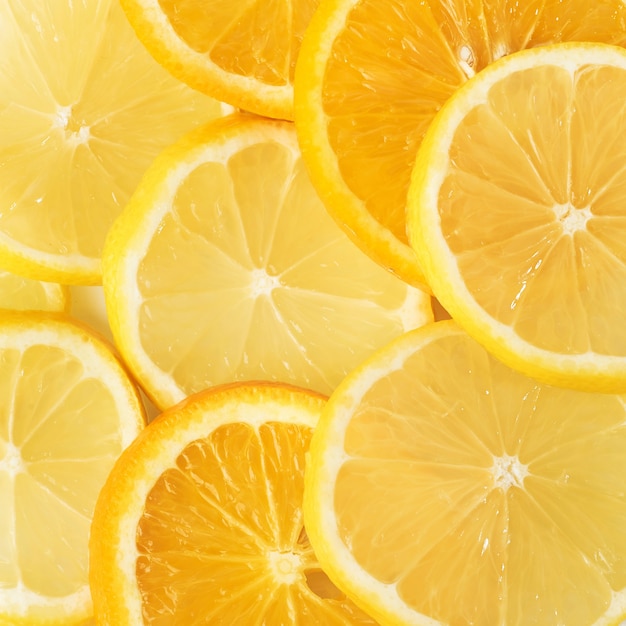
[491,453,528,491]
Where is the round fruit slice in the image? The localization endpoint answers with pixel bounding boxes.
[305,320,626,626]
[0,0,224,285]
[89,381,379,625]
[0,311,146,625]
[294,0,626,287]
[0,269,69,313]
[102,114,432,410]
[119,0,320,120]
[408,42,626,393]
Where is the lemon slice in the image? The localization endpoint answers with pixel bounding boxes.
[0,0,224,285]
[305,320,626,626]
[103,114,432,410]
[90,381,378,624]
[0,269,69,313]
[0,312,146,625]
[294,0,626,287]
[119,0,320,120]
[408,42,626,392]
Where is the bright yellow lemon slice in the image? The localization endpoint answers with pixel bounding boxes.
[408,42,626,392]
[305,320,626,626]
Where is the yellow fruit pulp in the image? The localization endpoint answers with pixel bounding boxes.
[103,115,432,409]
[0,312,145,625]
[0,0,223,284]
[0,270,68,312]
[408,43,626,391]
[305,321,626,626]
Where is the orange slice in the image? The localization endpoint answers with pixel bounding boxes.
[294,0,626,287]
[89,382,378,624]
[119,0,320,120]
[305,320,626,626]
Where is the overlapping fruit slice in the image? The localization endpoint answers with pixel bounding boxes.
[295,0,626,287]
[103,114,432,410]
[0,0,224,285]
[89,382,378,625]
[408,42,626,391]
[0,312,145,625]
[305,320,626,626]
[119,0,320,120]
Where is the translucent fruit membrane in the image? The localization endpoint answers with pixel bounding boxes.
[316,322,626,625]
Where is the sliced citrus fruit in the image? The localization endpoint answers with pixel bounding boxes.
[0,269,69,313]
[89,381,379,624]
[119,0,320,120]
[0,0,225,286]
[102,114,432,410]
[294,0,626,287]
[305,319,626,626]
[0,311,146,625]
[408,42,626,393]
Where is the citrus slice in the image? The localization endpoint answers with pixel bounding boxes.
[0,311,146,625]
[0,0,225,286]
[89,381,379,625]
[294,0,626,287]
[408,42,626,393]
[0,269,69,313]
[102,114,432,410]
[304,319,626,626]
[119,0,320,120]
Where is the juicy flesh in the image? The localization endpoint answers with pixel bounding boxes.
[0,271,64,311]
[0,0,221,277]
[439,63,626,356]
[0,345,124,597]
[136,421,375,624]
[335,332,626,625]
[157,0,320,86]
[136,137,422,399]
[321,0,626,245]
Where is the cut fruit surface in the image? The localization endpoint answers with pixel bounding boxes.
[89,381,378,625]
[304,320,626,626]
[0,312,146,625]
[294,0,626,287]
[408,42,626,392]
[119,0,320,120]
[0,0,224,285]
[0,269,69,313]
[102,114,432,410]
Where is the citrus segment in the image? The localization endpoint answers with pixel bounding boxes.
[0,0,224,285]
[0,312,145,625]
[0,269,69,313]
[119,0,320,120]
[304,320,626,626]
[294,0,626,286]
[102,114,432,410]
[89,382,378,624]
[408,42,626,392]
